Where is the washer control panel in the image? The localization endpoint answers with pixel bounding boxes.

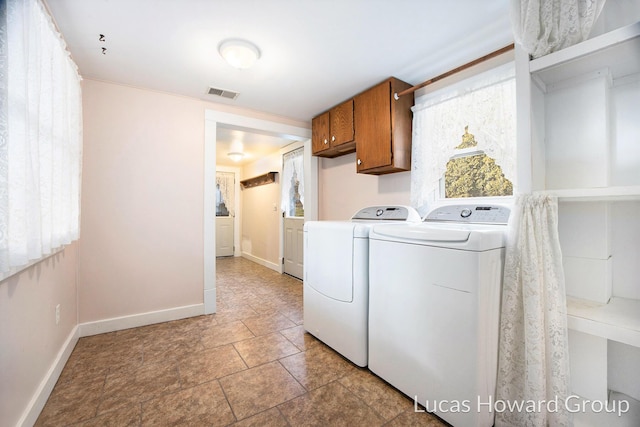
[352,206,421,222]
[425,205,510,224]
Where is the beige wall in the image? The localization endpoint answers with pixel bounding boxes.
[0,244,78,427]
[80,80,206,322]
[241,152,282,267]
[318,152,412,220]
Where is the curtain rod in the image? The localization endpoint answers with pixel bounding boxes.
[394,43,515,100]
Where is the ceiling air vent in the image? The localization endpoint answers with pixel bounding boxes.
[207,87,239,100]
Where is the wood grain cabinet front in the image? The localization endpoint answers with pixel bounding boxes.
[311,99,355,157]
[354,77,413,175]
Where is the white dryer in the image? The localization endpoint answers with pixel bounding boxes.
[368,204,510,427]
[303,206,421,367]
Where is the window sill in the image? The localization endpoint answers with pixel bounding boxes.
[0,247,67,283]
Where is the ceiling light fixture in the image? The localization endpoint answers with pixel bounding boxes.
[227,152,245,162]
[218,39,261,70]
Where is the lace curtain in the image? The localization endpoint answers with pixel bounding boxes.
[0,0,82,273]
[410,63,516,212]
[215,171,234,216]
[281,147,304,217]
[496,194,572,427]
[511,0,607,58]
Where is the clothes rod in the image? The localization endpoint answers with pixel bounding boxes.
[394,43,515,100]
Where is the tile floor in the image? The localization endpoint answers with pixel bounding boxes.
[36,257,448,426]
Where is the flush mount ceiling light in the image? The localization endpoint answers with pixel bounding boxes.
[218,39,261,69]
[227,152,244,162]
[228,140,245,162]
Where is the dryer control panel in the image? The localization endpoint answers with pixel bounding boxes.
[351,206,421,222]
[425,205,510,224]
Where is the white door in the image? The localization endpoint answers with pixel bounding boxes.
[216,217,234,257]
[216,171,235,257]
[282,147,305,279]
[284,217,304,279]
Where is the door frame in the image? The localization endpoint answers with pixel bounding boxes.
[204,110,315,314]
[279,141,307,276]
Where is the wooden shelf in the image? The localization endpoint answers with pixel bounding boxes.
[567,296,640,347]
[540,186,640,202]
[530,21,640,87]
[240,172,277,189]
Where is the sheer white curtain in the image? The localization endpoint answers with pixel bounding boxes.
[0,0,82,273]
[410,63,516,212]
[281,147,304,217]
[496,194,572,427]
[215,171,234,216]
[511,0,607,58]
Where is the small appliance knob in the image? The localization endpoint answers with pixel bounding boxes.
[460,208,472,218]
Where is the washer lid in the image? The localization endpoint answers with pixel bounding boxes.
[373,226,471,243]
[370,222,507,251]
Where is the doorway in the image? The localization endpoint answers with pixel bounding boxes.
[215,171,236,257]
[282,146,305,279]
[204,110,315,314]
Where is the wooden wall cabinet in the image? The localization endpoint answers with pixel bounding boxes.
[355,77,413,175]
[311,99,355,157]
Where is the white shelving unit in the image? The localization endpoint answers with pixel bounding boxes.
[519,6,640,415]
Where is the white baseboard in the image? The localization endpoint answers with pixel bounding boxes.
[241,252,282,273]
[78,303,205,337]
[20,326,79,427]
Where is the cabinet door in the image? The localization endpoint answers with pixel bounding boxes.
[311,112,330,154]
[355,81,392,172]
[330,99,354,146]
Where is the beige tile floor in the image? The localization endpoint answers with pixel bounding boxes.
[36,257,448,426]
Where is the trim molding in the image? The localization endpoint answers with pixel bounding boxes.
[241,252,281,273]
[20,326,79,427]
[78,303,205,337]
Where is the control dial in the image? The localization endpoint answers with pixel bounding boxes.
[460,208,472,218]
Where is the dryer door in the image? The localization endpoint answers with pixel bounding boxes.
[304,222,357,302]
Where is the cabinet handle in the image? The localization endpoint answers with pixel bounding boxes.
[331,135,336,142]
[357,159,362,165]
[323,139,328,144]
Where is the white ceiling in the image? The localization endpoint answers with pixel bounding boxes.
[46,0,513,162]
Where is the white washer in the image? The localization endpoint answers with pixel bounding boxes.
[368,204,510,427]
[303,206,421,367]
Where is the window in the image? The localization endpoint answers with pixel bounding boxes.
[215,171,235,217]
[281,147,304,217]
[443,126,513,198]
[410,62,516,211]
[0,0,82,275]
